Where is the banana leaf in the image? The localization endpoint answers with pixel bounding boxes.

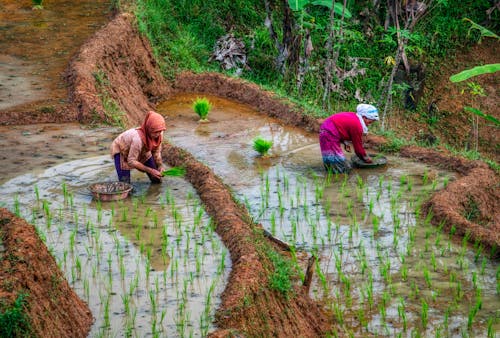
[450,64,500,82]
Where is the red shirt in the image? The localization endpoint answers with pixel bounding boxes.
[329,112,367,159]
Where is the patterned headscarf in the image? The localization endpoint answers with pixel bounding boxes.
[356,104,379,121]
[137,111,166,151]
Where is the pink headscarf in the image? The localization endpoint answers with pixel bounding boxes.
[136,111,166,151]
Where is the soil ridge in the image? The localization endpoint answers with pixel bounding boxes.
[0,208,93,338]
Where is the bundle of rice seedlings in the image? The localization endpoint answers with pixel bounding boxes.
[253,136,273,157]
[193,97,212,122]
[161,167,186,177]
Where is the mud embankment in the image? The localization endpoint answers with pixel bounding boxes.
[65,13,171,127]
[0,208,93,337]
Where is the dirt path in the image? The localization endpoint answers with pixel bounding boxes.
[0,9,498,338]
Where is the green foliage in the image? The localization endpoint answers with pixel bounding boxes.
[450,64,500,82]
[31,0,43,8]
[192,97,212,121]
[136,0,262,75]
[288,0,352,18]
[464,107,500,127]
[463,195,481,222]
[0,293,31,338]
[92,70,125,128]
[135,0,495,131]
[253,137,273,156]
[377,131,408,153]
[462,18,500,41]
[267,249,294,298]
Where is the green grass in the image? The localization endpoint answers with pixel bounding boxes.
[376,130,410,153]
[267,248,294,298]
[0,293,31,338]
[92,70,125,128]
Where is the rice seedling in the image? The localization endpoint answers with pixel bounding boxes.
[487,317,494,338]
[366,272,374,309]
[406,176,413,191]
[422,170,429,185]
[479,256,488,276]
[14,194,21,217]
[421,298,428,329]
[192,97,212,122]
[372,214,380,234]
[103,295,111,329]
[34,185,40,202]
[75,256,82,280]
[423,266,432,288]
[83,278,90,302]
[398,297,407,331]
[332,298,344,325]
[430,177,439,191]
[467,296,482,330]
[379,301,387,322]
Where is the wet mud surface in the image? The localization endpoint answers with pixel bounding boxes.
[0,0,112,115]
[0,123,118,185]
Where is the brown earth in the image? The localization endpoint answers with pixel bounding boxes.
[0,208,93,337]
[0,8,499,338]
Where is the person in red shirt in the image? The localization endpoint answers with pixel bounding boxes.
[111,111,167,183]
[319,104,379,173]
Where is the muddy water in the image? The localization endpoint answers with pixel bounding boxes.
[0,125,229,337]
[0,0,111,111]
[158,93,499,337]
[0,123,119,184]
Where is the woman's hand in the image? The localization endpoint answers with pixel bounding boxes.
[148,168,163,180]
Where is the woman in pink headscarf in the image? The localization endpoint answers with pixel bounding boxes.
[319,104,379,173]
[111,111,167,183]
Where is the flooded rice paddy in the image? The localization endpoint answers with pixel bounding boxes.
[158,94,499,337]
[0,93,498,337]
[0,127,229,337]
